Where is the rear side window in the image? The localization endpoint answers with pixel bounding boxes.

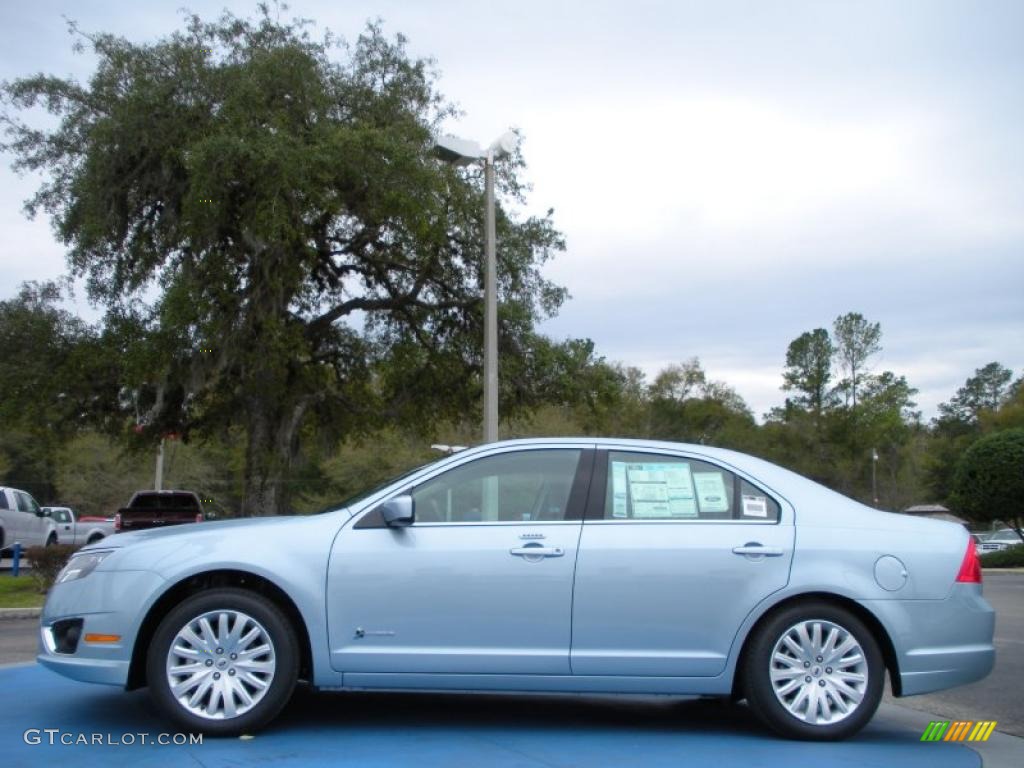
[603,452,779,522]
[0,490,9,510]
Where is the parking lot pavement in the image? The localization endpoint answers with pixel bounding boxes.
[0,663,991,768]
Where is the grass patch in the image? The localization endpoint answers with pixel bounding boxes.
[0,575,45,608]
[980,546,1024,568]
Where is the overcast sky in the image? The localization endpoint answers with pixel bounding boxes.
[1,0,1021,420]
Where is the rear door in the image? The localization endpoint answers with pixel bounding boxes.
[571,448,794,677]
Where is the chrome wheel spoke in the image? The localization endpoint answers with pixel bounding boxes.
[772,651,803,669]
[237,644,272,662]
[771,666,803,681]
[171,644,205,661]
[221,680,238,719]
[166,608,276,721]
[769,619,868,727]
[239,670,270,691]
[172,670,208,697]
[782,636,804,657]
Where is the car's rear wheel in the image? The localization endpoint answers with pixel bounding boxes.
[742,601,884,740]
[146,588,299,735]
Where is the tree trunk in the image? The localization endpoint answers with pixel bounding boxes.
[241,398,308,517]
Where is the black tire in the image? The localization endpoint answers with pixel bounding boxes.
[45,533,57,546]
[146,588,299,736]
[86,534,104,545]
[742,601,884,740]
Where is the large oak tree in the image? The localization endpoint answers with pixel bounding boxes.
[2,9,568,515]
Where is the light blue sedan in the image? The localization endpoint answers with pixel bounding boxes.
[38,439,994,740]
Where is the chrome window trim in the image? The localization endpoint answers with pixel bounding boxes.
[410,520,583,528]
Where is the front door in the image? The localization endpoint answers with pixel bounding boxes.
[327,446,591,675]
[571,449,795,677]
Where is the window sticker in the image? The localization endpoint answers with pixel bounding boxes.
[612,461,698,518]
[742,494,769,518]
[611,462,628,518]
[693,472,730,513]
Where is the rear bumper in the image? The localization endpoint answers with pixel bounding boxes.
[861,583,995,697]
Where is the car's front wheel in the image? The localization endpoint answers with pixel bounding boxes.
[147,588,299,735]
[742,601,884,740]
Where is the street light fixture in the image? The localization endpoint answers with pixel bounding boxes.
[432,130,518,444]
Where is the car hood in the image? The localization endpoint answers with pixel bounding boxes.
[91,514,340,550]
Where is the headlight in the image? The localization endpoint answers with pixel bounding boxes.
[56,551,113,584]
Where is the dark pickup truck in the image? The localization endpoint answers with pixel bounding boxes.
[114,490,205,533]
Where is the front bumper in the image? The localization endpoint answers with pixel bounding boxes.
[861,582,996,697]
[36,569,167,688]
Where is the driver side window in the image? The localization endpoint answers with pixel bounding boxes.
[412,450,581,523]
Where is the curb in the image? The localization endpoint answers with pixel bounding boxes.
[0,607,41,620]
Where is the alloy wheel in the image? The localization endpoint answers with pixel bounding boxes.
[768,619,869,725]
[165,609,277,720]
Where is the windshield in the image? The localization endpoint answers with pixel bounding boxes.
[312,461,434,515]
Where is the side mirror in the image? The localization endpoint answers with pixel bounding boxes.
[36,508,47,517]
[380,495,414,528]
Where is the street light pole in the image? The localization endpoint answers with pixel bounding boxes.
[482,150,499,443]
[432,131,517,444]
[871,447,879,506]
[155,437,165,491]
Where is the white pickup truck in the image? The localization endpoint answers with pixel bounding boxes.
[0,486,56,552]
[45,506,116,546]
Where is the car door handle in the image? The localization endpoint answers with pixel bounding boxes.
[510,546,564,558]
[732,544,784,557]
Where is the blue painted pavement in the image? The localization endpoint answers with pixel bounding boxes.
[0,664,979,767]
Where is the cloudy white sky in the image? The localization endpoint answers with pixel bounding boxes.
[1,0,1021,419]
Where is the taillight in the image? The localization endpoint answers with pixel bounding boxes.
[195,513,203,523]
[956,538,982,583]
[113,513,121,533]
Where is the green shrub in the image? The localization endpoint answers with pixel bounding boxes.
[979,546,1024,568]
[24,544,78,592]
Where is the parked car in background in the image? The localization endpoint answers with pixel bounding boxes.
[44,507,116,546]
[976,528,1024,553]
[114,490,205,533]
[0,486,56,552]
[37,438,994,741]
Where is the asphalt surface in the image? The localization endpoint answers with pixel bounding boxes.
[0,664,988,768]
[0,618,37,665]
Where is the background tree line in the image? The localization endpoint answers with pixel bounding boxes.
[1,279,1019,527]
[1,7,1020,529]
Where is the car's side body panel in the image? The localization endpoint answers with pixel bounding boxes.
[34,437,995,716]
[327,521,583,674]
